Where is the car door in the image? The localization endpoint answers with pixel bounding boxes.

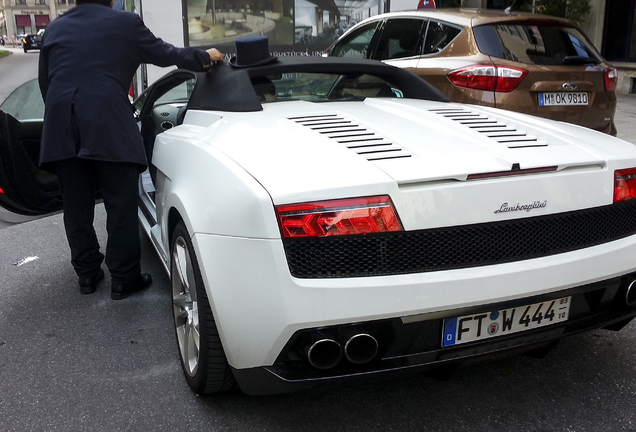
[407,19,481,104]
[0,71,197,219]
[134,70,199,237]
[0,79,60,216]
[134,70,197,181]
[371,17,427,71]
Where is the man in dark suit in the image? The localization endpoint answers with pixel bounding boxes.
[38,0,223,299]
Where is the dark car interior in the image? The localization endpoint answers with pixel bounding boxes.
[0,112,61,215]
[187,57,448,114]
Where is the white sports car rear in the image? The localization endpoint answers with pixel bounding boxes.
[2,57,636,396]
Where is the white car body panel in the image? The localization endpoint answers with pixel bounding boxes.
[195,232,636,368]
[152,128,280,240]
[147,97,636,370]
[157,100,636,235]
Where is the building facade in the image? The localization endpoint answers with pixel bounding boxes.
[0,0,75,39]
[600,0,636,94]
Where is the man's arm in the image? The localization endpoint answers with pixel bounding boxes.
[133,14,221,71]
[207,48,223,63]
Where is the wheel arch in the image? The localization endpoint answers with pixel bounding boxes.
[167,206,185,246]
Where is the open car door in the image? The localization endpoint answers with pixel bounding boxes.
[0,72,197,220]
[0,79,62,216]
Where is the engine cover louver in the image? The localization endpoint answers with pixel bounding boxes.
[430,108,548,148]
[289,114,412,161]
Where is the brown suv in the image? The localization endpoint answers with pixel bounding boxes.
[325,9,618,135]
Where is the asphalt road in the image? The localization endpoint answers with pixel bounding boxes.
[1,48,636,432]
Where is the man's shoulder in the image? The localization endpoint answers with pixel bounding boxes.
[45,6,142,43]
[62,4,141,20]
[101,7,144,26]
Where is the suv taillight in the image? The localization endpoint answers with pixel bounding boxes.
[448,65,528,92]
[276,196,402,238]
[604,67,618,92]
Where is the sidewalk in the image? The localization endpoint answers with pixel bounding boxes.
[616,94,636,144]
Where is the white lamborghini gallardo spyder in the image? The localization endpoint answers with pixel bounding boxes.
[2,57,636,395]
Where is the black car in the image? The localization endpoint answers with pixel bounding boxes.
[23,34,43,52]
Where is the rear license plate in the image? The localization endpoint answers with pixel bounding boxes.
[539,92,588,106]
[442,296,571,347]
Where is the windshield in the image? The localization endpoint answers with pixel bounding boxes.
[250,72,403,103]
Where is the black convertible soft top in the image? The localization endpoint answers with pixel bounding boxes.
[187,56,449,113]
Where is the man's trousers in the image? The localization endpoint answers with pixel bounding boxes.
[56,158,141,285]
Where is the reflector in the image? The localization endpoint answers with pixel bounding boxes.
[604,68,618,92]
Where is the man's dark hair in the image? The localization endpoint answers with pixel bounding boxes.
[76,0,111,5]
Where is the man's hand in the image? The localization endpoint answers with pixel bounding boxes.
[207,48,223,63]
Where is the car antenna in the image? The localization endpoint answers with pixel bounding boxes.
[504,0,518,12]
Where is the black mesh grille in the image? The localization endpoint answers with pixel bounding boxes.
[283,201,636,278]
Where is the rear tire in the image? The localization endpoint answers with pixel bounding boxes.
[170,221,235,394]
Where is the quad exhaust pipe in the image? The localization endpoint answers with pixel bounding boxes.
[303,328,378,370]
[341,328,379,365]
[304,333,342,370]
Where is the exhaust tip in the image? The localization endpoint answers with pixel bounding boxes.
[344,333,378,364]
[626,280,636,306]
[306,338,342,370]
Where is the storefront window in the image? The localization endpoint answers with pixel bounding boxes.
[603,0,636,61]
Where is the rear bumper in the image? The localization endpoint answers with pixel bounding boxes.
[232,275,636,395]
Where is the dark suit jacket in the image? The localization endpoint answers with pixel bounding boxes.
[38,3,211,171]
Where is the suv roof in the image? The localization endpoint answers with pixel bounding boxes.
[358,8,577,28]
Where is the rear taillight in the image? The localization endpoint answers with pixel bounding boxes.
[614,168,636,202]
[604,67,618,92]
[276,196,403,238]
[447,65,528,92]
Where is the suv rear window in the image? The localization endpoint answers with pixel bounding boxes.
[473,24,602,66]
